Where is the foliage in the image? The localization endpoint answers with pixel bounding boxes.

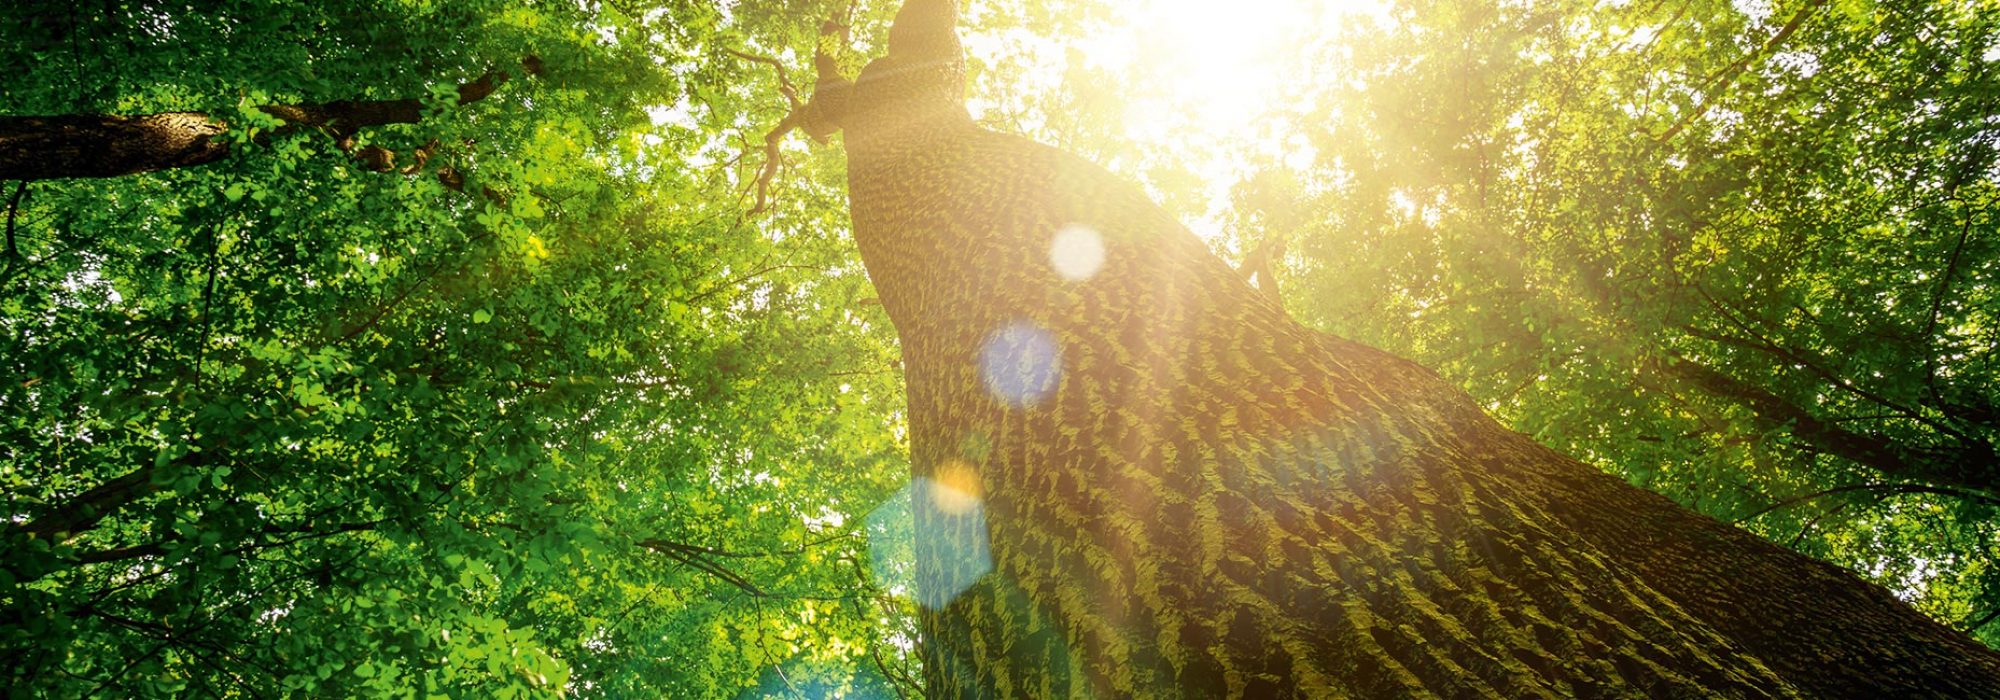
[1,0,919,696]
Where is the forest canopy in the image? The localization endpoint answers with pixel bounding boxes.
[2,0,1996,696]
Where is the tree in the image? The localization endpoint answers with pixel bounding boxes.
[801,0,2000,695]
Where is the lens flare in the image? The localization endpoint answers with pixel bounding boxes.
[980,321,1063,407]
[1049,223,1106,282]
[930,459,984,515]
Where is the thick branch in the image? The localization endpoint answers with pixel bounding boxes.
[1659,356,1993,492]
[0,112,231,180]
[0,58,537,181]
[13,466,163,541]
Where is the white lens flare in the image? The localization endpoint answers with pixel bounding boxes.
[1049,224,1107,282]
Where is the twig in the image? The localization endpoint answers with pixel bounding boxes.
[193,216,226,391]
[332,230,492,346]
[723,48,803,108]
[1968,606,2000,633]
[1787,497,1863,547]
[1920,207,1979,401]
[4,180,24,259]
[1735,482,2000,524]
[639,538,768,596]
[677,262,822,305]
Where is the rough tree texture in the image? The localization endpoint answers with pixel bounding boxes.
[813,1,2000,697]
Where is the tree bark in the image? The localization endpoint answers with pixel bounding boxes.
[0,112,233,180]
[823,1,2000,695]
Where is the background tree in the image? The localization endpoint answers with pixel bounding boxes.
[1,1,923,695]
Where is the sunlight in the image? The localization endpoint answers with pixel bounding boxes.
[963,2,1361,248]
[866,478,994,610]
[1076,0,1388,135]
[1043,0,1391,243]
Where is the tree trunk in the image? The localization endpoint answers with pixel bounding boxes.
[821,1,2000,696]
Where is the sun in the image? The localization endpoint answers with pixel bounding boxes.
[964,0,1387,242]
[1073,0,1387,137]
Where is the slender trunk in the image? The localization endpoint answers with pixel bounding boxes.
[823,1,2000,695]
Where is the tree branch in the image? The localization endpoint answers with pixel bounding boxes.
[1656,0,1826,143]
[1686,282,1967,441]
[1238,230,1290,304]
[737,21,854,215]
[638,538,768,597]
[12,465,167,541]
[1656,356,1937,478]
[74,519,385,567]
[4,180,24,258]
[723,48,803,109]
[1921,206,1979,401]
[1968,606,2000,634]
[0,57,540,181]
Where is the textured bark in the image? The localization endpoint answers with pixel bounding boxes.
[822,1,2000,696]
[0,112,232,180]
[0,63,526,181]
